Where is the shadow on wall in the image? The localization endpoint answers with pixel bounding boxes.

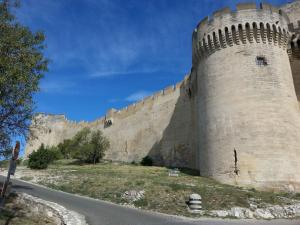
[146,74,200,172]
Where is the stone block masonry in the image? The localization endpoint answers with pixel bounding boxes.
[25,1,300,192]
[26,75,199,170]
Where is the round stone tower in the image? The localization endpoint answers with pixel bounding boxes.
[192,3,300,192]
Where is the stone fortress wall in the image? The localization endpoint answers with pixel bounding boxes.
[25,1,300,192]
[26,75,199,169]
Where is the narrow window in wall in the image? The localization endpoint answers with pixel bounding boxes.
[234,149,239,175]
[188,88,192,98]
[256,56,268,66]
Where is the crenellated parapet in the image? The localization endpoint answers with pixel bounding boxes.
[192,3,291,64]
[104,74,191,122]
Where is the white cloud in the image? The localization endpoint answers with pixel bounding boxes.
[125,91,152,102]
[40,80,75,94]
[89,68,159,78]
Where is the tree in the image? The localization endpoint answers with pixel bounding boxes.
[89,130,109,164]
[71,128,110,164]
[28,144,51,169]
[57,139,72,159]
[0,0,48,154]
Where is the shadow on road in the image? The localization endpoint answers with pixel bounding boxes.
[12,184,33,190]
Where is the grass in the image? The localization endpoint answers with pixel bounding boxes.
[19,176,33,181]
[18,160,300,217]
[0,193,57,225]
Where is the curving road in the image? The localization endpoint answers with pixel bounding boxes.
[1,176,300,225]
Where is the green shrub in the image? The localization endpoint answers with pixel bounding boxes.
[131,160,138,165]
[71,128,110,164]
[28,144,54,169]
[57,139,72,159]
[141,156,153,166]
[48,146,64,161]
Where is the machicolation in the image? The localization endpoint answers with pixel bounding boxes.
[192,3,291,63]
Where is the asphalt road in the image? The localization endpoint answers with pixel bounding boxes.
[1,176,300,225]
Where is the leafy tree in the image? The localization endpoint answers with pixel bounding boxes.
[0,0,48,154]
[57,139,72,159]
[71,128,110,164]
[69,128,91,161]
[48,145,63,161]
[28,144,52,169]
[89,130,109,164]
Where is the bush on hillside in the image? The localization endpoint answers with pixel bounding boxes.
[27,129,110,167]
[28,144,58,169]
[141,156,153,166]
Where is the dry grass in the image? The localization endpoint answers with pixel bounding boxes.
[19,160,300,217]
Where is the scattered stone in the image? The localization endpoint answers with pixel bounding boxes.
[231,207,245,218]
[268,205,285,218]
[168,168,180,177]
[122,190,145,202]
[208,210,229,217]
[244,209,254,219]
[249,203,258,211]
[254,208,274,219]
[283,205,296,217]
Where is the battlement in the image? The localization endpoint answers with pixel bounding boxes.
[192,2,290,63]
[31,74,189,128]
[103,74,191,121]
[196,3,288,30]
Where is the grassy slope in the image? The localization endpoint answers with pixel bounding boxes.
[19,160,300,217]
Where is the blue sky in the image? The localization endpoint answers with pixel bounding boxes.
[15,0,289,122]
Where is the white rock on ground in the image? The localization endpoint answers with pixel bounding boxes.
[17,193,88,225]
[208,210,229,217]
[254,208,274,219]
[122,190,145,202]
[230,207,246,219]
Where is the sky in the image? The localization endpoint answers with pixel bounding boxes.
[15,0,290,122]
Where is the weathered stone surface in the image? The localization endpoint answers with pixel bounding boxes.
[230,207,246,219]
[244,209,254,219]
[254,209,274,219]
[208,210,229,218]
[268,205,285,218]
[25,1,300,193]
